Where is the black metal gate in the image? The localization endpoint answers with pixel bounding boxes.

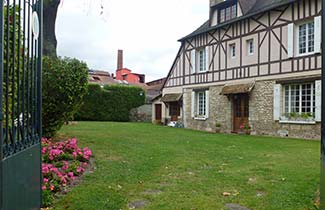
[0,0,42,209]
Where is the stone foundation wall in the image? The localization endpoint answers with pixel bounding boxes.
[182,80,321,140]
[130,104,152,122]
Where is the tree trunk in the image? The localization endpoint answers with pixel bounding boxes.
[43,0,61,57]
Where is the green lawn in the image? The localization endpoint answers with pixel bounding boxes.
[53,122,320,210]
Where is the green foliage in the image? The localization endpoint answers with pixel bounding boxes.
[42,57,88,137]
[286,112,314,119]
[3,5,25,124]
[75,84,145,122]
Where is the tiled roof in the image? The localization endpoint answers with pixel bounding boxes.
[220,82,255,95]
[179,0,295,41]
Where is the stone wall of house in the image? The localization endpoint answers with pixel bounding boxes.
[250,80,321,140]
[183,86,233,133]
[130,104,152,122]
[182,80,321,140]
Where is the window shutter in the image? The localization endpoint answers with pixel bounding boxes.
[191,50,196,74]
[287,23,294,58]
[315,80,321,122]
[191,91,195,118]
[314,16,321,54]
[273,84,281,121]
[205,47,209,71]
[205,90,209,118]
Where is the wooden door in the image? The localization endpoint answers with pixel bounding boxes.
[169,102,180,121]
[155,104,162,121]
[233,94,249,132]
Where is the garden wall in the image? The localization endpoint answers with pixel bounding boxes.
[129,104,152,122]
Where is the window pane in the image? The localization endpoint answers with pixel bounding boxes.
[299,24,307,54]
[225,7,231,21]
[199,49,206,72]
[220,9,225,23]
[308,22,314,53]
[290,85,299,113]
[197,92,206,116]
[231,5,237,19]
[285,86,289,114]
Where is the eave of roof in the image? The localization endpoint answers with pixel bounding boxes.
[178,0,295,42]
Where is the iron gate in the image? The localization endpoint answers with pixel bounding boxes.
[0,0,42,209]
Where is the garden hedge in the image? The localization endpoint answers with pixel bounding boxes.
[75,84,145,122]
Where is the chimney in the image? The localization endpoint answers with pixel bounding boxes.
[117,50,123,70]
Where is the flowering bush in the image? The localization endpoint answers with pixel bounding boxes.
[41,138,93,207]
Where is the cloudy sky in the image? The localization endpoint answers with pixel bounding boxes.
[56,0,208,82]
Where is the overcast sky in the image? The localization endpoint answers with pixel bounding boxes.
[56,0,208,82]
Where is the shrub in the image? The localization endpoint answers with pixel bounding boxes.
[75,84,145,121]
[42,57,88,137]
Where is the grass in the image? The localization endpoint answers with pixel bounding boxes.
[53,122,320,210]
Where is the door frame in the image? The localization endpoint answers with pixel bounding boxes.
[232,93,249,133]
[155,104,162,121]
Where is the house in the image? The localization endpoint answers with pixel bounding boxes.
[154,0,322,139]
[146,77,166,101]
[88,70,117,86]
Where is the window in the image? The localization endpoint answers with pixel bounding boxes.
[192,90,209,119]
[298,22,314,55]
[247,39,254,55]
[197,91,206,116]
[230,44,236,58]
[219,4,237,23]
[197,48,207,72]
[283,83,315,118]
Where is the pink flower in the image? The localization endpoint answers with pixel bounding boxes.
[82,162,88,168]
[62,165,69,171]
[76,167,84,173]
[42,185,47,191]
[67,172,74,177]
[50,185,55,191]
[43,178,49,183]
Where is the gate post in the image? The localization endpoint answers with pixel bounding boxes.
[0,0,4,209]
[37,0,43,207]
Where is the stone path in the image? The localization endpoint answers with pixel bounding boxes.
[225,203,251,210]
[128,200,149,209]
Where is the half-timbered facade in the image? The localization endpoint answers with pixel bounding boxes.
[154,0,322,139]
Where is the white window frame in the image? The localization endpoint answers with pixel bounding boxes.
[247,39,254,55]
[197,48,206,72]
[280,83,316,123]
[296,20,315,56]
[230,44,236,59]
[196,91,206,117]
[192,90,209,120]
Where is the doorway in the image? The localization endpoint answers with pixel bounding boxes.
[155,104,162,121]
[233,94,249,132]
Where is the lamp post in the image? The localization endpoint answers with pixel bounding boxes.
[321,0,325,209]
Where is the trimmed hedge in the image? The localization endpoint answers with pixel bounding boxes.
[75,84,145,121]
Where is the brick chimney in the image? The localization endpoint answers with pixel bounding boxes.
[117,50,123,70]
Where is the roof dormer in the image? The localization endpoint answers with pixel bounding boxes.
[209,0,243,27]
